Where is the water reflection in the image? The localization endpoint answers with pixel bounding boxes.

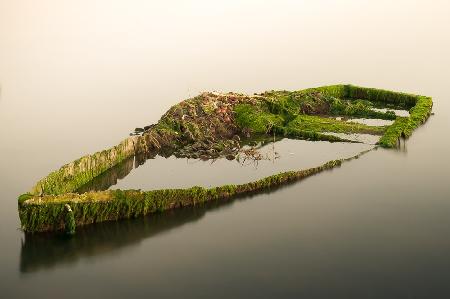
[20,208,202,273]
[23,143,360,274]
[398,137,408,153]
[77,150,162,193]
[77,156,135,193]
[20,187,281,274]
[77,139,373,191]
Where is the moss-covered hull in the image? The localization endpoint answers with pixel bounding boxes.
[18,85,433,234]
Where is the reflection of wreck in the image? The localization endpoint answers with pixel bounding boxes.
[20,203,208,273]
[17,85,433,234]
[76,156,134,193]
[76,151,161,193]
[19,176,317,274]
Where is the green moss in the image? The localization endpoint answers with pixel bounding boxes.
[64,204,76,235]
[30,137,138,196]
[346,85,418,108]
[302,85,432,148]
[378,96,433,147]
[261,87,397,122]
[234,93,386,142]
[19,149,370,233]
[18,193,33,206]
[234,104,284,133]
[29,85,431,197]
[378,117,408,148]
[275,127,356,143]
[307,84,349,99]
[19,85,433,233]
[261,89,335,118]
[155,119,182,135]
[183,122,202,139]
[286,114,385,135]
[329,98,396,120]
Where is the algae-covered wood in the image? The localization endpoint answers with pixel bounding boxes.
[18,84,433,234]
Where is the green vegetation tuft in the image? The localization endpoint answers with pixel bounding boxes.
[18,193,33,206]
[234,104,284,133]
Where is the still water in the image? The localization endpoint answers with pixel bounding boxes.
[81,139,373,192]
[1,1,450,298]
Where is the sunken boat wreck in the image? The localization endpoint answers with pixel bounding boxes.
[18,85,433,235]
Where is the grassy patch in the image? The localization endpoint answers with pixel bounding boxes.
[329,98,397,120]
[234,104,284,134]
[286,114,385,135]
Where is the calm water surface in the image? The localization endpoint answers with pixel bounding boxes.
[100,139,374,191]
[1,1,450,298]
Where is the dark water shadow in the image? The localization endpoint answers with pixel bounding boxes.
[20,201,209,274]
[20,160,337,274]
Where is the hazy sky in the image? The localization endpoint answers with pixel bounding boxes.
[1,1,449,94]
[0,0,449,157]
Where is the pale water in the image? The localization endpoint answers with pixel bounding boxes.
[80,139,372,191]
[1,1,450,298]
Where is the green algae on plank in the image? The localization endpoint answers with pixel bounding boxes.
[262,89,396,120]
[30,137,139,196]
[286,115,385,135]
[378,96,433,147]
[346,85,419,108]
[19,150,370,233]
[234,96,387,140]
